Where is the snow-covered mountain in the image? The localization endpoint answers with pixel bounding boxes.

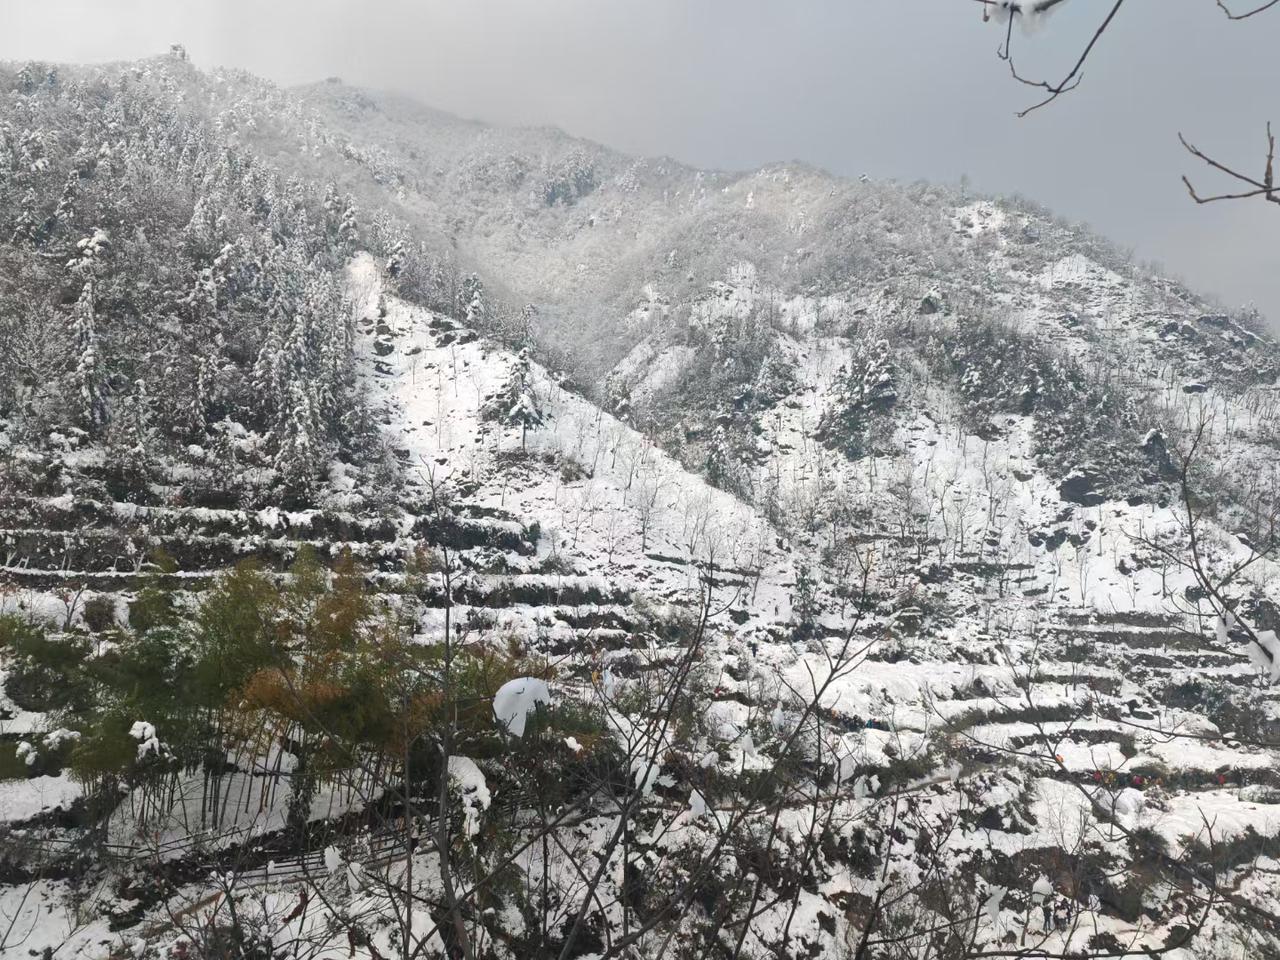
[2,52,1280,960]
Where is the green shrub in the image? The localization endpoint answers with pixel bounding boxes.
[0,744,29,781]
[67,714,137,786]
[1,616,93,713]
[82,595,117,633]
[0,612,44,652]
[127,548,180,634]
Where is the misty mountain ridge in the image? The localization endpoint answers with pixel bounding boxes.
[2,50,1280,960]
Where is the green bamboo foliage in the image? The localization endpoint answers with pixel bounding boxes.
[1,547,571,842]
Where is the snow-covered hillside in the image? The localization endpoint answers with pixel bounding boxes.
[347,254,797,637]
[3,53,1280,960]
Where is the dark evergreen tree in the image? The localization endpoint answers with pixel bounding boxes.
[70,279,107,431]
[816,339,898,460]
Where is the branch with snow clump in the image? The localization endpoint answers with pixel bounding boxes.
[493,677,552,738]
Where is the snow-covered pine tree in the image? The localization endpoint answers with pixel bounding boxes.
[16,62,39,95]
[52,170,79,230]
[251,245,305,424]
[514,303,536,351]
[271,303,329,491]
[93,140,115,180]
[69,278,107,431]
[290,202,313,254]
[482,347,543,449]
[67,228,110,280]
[110,378,153,483]
[263,176,287,241]
[183,195,221,262]
[0,123,12,207]
[313,278,353,431]
[427,254,455,313]
[337,195,359,253]
[184,349,217,440]
[9,188,42,245]
[386,238,407,280]
[705,423,733,490]
[252,318,286,425]
[274,377,323,492]
[604,372,632,423]
[462,273,486,328]
[185,268,218,330]
[368,210,397,259]
[321,183,360,255]
[322,182,341,225]
[507,348,542,449]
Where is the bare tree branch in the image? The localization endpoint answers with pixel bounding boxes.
[1217,0,1280,19]
[1180,123,1279,206]
[979,0,1129,117]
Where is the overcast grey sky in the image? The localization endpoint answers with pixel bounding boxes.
[3,1,1276,324]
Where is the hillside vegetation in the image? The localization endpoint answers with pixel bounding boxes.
[2,51,1280,960]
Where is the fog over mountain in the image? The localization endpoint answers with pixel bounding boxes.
[2,0,1278,327]
[1,9,1280,960]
